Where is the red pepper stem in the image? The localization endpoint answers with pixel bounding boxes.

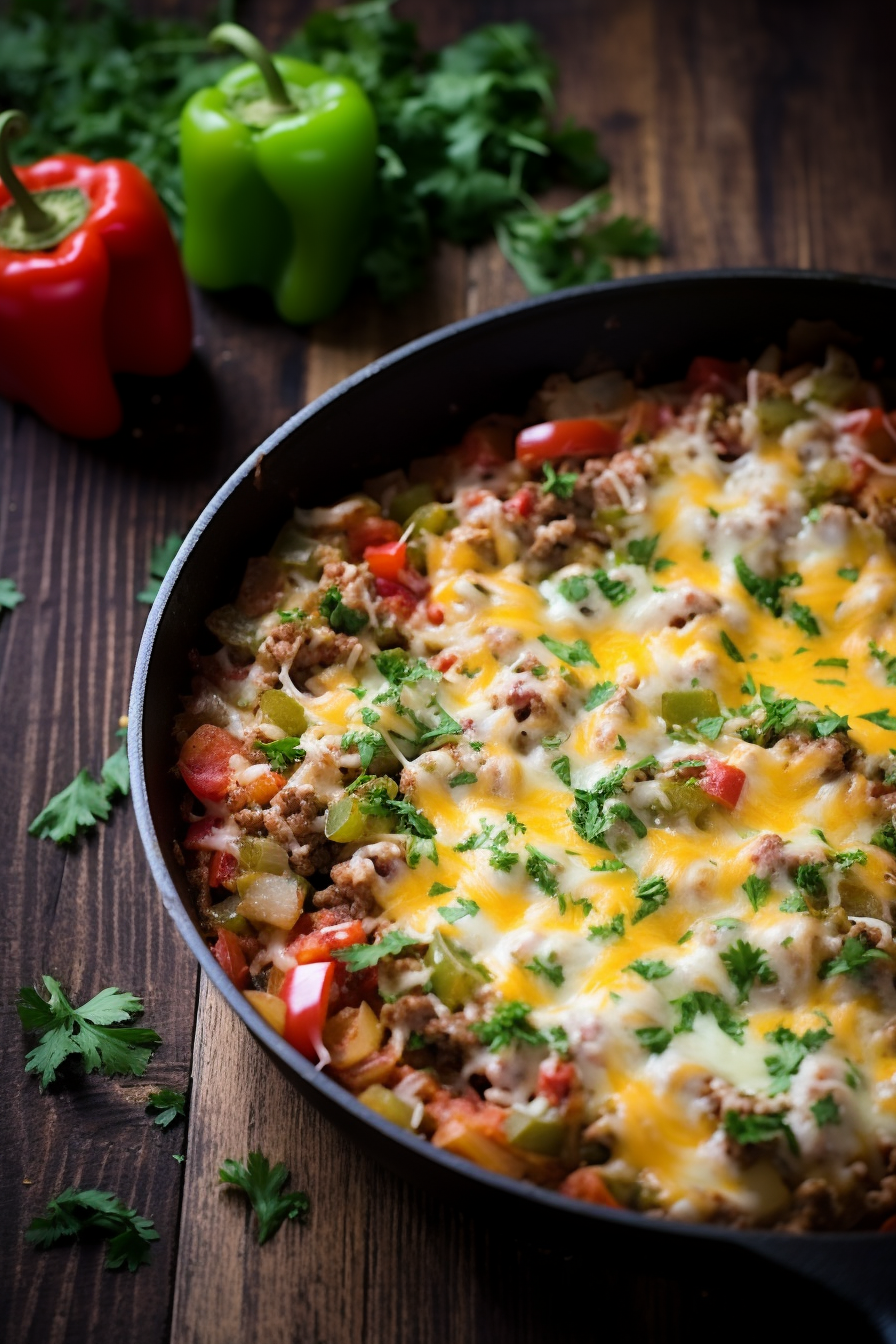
[209,24,293,110]
[0,111,53,233]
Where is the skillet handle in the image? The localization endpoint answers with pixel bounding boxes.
[752,1237,896,1343]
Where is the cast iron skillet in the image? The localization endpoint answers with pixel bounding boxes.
[131,270,896,1340]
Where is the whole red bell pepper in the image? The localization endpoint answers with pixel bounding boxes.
[0,110,192,439]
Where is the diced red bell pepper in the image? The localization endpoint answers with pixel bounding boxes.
[179,724,242,803]
[515,418,619,465]
[286,920,367,964]
[699,758,746,809]
[347,514,401,560]
[559,1167,622,1208]
[209,851,238,888]
[182,815,235,852]
[685,357,743,397]
[537,1059,576,1108]
[503,485,537,519]
[212,928,250,990]
[0,123,192,439]
[364,539,407,580]
[280,961,335,1061]
[375,576,419,615]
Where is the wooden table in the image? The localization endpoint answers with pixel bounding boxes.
[4,2,896,1340]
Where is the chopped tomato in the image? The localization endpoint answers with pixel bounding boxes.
[699,758,746,809]
[432,651,457,672]
[840,407,896,459]
[621,399,664,445]
[347,514,401,560]
[426,603,445,626]
[280,961,335,1061]
[515,418,619,465]
[457,415,516,468]
[209,851,238,888]
[212,929,250,990]
[245,769,286,805]
[182,815,232,850]
[364,539,407,580]
[559,1167,622,1208]
[375,576,419,615]
[686,356,744,396]
[503,485,537,519]
[537,1059,576,1108]
[179,724,242,803]
[286,920,367,964]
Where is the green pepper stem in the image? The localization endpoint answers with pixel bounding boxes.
[209,23,293,110]
[0,110,53,233]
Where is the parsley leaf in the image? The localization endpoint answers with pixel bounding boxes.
[632,874,670,923]
[820,937,889,979]
[558,574,591,603]
[438,898,480,923]
[593,567,634,606]
[626,958,672,981]
[525,844,560,897]
[17,976,160,1089]
[789,601,821,636]
[0,576,24,615]
[428,882,454,897]
[358,788,437,866]
[26,1187,159,1271]
[672,991,745,1044]
[720,939,777,1002]
[137,533,183,604]
[471,1000,546,1051]
[779,892,809,913]
[742,873,771,911]
[551,755,571,787]
[764,1025,832,1096]
[635,1026,672,1054]
[448,770,478,788]
[588,913,625,939]
[870,639,896,685]
[811,1093,841,1127]
[859,708,896,731]
[256,738,306,769]
[723,1110,797,1154]
[733,554,802,616]
[625,534,659,567]
[29,733,130,845]
[331,928,419,970]
[525,953,564,986]
[219,1152,309,1245]
[146,1088,186,1130]
[538,633,599,667]
[319,585,368,635]
[719,630,745,663]
[584,680,617,710]
[341,729,387,770]
[542,463,578,498]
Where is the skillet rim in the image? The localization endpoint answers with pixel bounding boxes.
[129,265,896,1257]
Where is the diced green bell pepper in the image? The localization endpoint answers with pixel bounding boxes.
[325,795,365,842]
[661,778,711,821]
[359,1083,415,1128]
[269,519,322,576]
[209,893,252,935]
[389,483,435,525]
[805,371,860,408]
[206,604,261,655]
[755,397,805,437]
[424,929,490,1011]
[239,835,290,874]
[805,458,851,506]
[661,688,720,726]
[505,1107,566,1156]
[260,688,306,736]
[180,24,377,325]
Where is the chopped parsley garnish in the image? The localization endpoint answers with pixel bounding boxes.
[428,882,454,897]
[819,937,889,979]
[569,763,646,849]
[438,898,480,923]
[471,1000,546,1051]
[406,1030,427,1051]
[551,756,572,787]
[632,874,670,923]
[17,976,160,1088]
[764,1025,832,1095]
[219,1151,309,1245]
[794,863,826,899]
[723,1110,797,1154]
[593,567,634,606]
[525,953,564,986]
[146,1088,186,1130]
[558,574,591,602]
[332,928,419,970]
[360,706,380,726]
[525,844,560,897]
[448,770,478,788]
[591,857,626,872]
[538,633,599,667]
[277,607,307,623]
[542,463,578,498]
[695,715,725,740]
[789,601,821,636]
[672,991,745,1044]
[635,1026,672,1054]
[733,553,802,617]
[720,939,777,1002]
[779,892,809,913]
[588,913,625,940]
[358,787,437,866]
[815,657,848,669]
[870,639,896,684]
[625,534,659,567]
[505,812,527,834]
[860,708,896,731]
[838,567,860,582]
[834,848,866,870]
[626,958,672,981]
[319,585,369,635]
[547,1024,570,1055]
[584,680,617,710]
[26,1187,159,1271]
[871,817,896,854]
[811,1093,841,1127]
[256,737,306,769]
[742,874,771,911]
[815,709,850,736]
[341,729,387,770]
[720,630,745,663]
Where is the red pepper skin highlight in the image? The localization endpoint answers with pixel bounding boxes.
[0,155,192,438]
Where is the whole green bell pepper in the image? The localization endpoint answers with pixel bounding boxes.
[180,24,377,325]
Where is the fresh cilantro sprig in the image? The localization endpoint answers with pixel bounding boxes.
[26,1187,159,1272]
[471,1000,546,1051]
[29,732,130,845]
[438,897,480,923]
[672,991,745,1044]
[331,928,419,971]
[720,939,777,1003]
[256,738,306,769]
[146,1088,187,1130]
[137,533,183,605]
[538,632,599,667]
[219,1152,310,1246]
[820,937,889,979]
[525,953,564,986]
[542,463,577,498]
[723,1110,797,1154]
[17,976,160,1089]
[320,585,368,635]
[358,785,438,866]
[0,576,24,617]
[764,1025,831,1096]
[733,554,802,617]
[870,639,896,685]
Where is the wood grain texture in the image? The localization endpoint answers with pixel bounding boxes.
[3,0,896,1341]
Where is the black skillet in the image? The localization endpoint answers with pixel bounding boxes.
[130,270,896,1341]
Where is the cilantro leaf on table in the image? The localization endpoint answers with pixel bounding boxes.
[17,976,160,1089]
[137,533,183,605]
[471,1000,546,1051]
[26,1187,159,1271]
[219,1152,310,1246]
[331,928,419,971]
[146,1088,186,1130]
[0,576,24,615]
[28,732,130,844]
